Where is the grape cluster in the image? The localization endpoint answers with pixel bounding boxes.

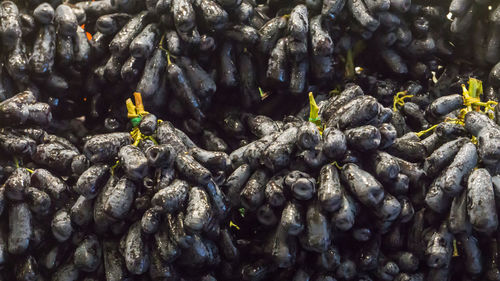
[1,0,500,280]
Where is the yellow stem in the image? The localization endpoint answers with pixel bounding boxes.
[110,160,120,176]
[308,92,322,133]
[453,240,459,257]
[13,156,20,168]
[126,98,138,118]
[158,34,175,65]
[166,51,172,66]
[444,117,464,126]
[332,161,344,170]
[345,49,354,79]
[471,136,478,145]
[134,92,148,116]
[308,92,319,120]
[229,221,240,230]
[393,91,413,111]
[159,34,165,50]
[258,87,269,100]
[133,133,142,146]
[416,123,439,138]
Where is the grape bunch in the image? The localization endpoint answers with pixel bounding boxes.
[0,91,234,280]
[0,80,499,280]
[213,77,500,280]
[0,0,500,280]
[0,0,457,125]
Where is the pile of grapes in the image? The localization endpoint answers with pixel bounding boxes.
[1,0,500,280]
